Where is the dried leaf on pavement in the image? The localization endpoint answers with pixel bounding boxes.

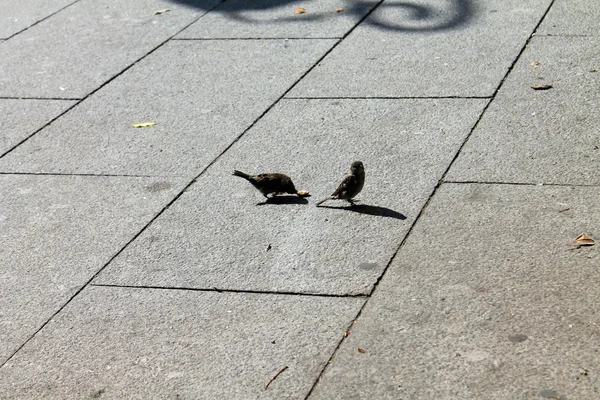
[336,8,344,13]
[294,7,306,14]
[154,9,170,15]
[358,348,367,353]
[132,122,156,128]
[531,61,540,67]
[574,234,595,246]
[531,84,553,90]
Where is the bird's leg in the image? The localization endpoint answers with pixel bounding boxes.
[348,199,361,206]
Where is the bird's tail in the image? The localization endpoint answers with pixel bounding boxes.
[232,170,252,181]
[315,197,333,206]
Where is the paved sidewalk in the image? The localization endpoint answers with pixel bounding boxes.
[1,0,599,398]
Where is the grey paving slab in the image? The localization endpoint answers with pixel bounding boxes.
[94,98,487,295]
[0,285,364,399]
[0,175,184,365]
[447,36,600,185]
[0,99,76,155]
[289,0,552,98]
[0,39,336,177]
[0,0,75,39]
[537,0,600,36]
[0,0,220,98]
[311,183,600,399]
[176,0,378,39]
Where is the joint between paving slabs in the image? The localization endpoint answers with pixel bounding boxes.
[90,283,369,299]
[442,180,600,188]
[172,37,343,41]
[1,0,81,41]
[0,171,162,178]
[304,3,560,396]
[0,0,226,160]
[535,33,594,38]
[303,299,368,399]
[283,96,493,100]
[0,96,82,101]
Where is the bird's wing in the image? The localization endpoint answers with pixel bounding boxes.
[331,173,356,197]
[254,173,276,183]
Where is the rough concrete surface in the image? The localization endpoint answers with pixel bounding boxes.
[537,0,600,36]
[0,175,184,365]
[289,0,552,98]
[0,39,336,177]
[447,36,600,185]
[0,285,364,399]
[0,0,219,98]
[0,99,76,155]
[0,0,75,39]
[176,0,379,39]
[94,98,487,295]
[311,183,600,399]
[1,0,598,398]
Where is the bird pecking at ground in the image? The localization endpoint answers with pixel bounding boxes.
[232,170,310,199]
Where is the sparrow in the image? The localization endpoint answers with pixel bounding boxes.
[233,170,309,198]
[316,161,365,206]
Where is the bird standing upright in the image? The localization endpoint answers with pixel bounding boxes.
[316,161,365,206]
[232,170,309,198]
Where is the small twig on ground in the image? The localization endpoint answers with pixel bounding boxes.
[265,366,288,390]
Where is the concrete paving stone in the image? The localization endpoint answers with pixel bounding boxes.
[176,0,379,39]
[0,98,76,155]
[0,0,221,98]
[94,98,487,295]
[0,39,336,177]
[0,175,185,365]
[0,285,364,399]
[537,0,600,36]
[289,0,552,98]
[447,36,600,185]
[310,183,600,399]
[0,0,75,39]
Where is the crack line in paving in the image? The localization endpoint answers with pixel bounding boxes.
[443,180,600,187]
[90,284,368,299]
[304,0,558,397]
[1,0,81,41]
[0,0,227,161]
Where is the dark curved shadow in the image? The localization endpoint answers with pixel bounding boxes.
[256,196,309,205]
[367,0,474,32]
[318,204,407,220]
[169,0,475,33]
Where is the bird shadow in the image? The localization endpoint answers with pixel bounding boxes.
[256,196,309,206]
[317,203,407,220]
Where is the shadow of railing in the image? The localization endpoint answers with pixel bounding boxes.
[170,0,475,32]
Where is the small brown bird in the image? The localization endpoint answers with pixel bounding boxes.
[316,161,365,206]
[233,170,309,198]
